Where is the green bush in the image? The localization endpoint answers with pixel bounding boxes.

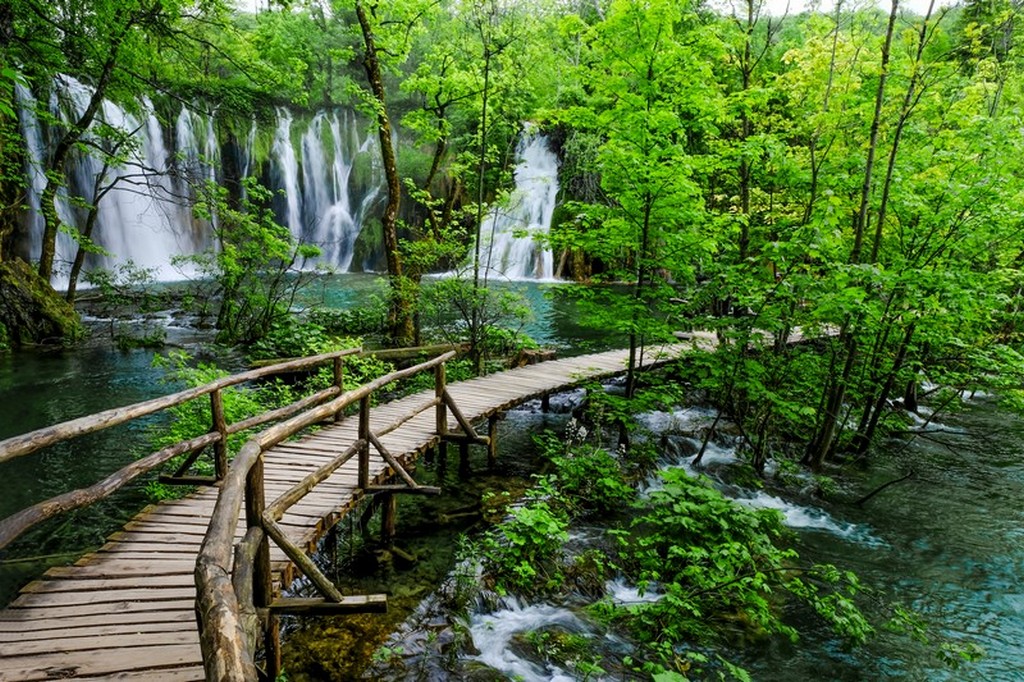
[477,481,570,596]
[604,468,872,658]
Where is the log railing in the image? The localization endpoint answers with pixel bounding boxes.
[0,347,361,551]
[196,350,479,681]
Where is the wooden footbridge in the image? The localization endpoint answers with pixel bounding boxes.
[0,337,713,681]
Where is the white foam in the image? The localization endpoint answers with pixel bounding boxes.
[636,406,720,435]
[735,491,886,547]
[605,577,661,605]
[469,599,583,682]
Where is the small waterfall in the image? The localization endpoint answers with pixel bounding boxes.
[14,82,47,263]
[271,107,303,237]
[478,130,560,281]
[294,110,382,271]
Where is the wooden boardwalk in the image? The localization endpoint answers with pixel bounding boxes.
[0,340,705,680]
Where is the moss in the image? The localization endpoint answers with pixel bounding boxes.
[351,217,385,272]
[0,320,8,351]
[350,149,377,194]
[0,258,84,346]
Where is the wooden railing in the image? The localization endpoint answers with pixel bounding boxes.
[0,347,360,551]
[195,350,482,681]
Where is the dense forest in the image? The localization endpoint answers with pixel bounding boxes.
[1,0,1023,678]
[3,0,1024,466]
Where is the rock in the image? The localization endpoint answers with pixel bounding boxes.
[0,258,83,346]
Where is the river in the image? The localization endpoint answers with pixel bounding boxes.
[1,276,1022,680]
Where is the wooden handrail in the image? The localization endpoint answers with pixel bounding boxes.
[0,347,361,465]
[0,347,361,551]
[196,350,457,681]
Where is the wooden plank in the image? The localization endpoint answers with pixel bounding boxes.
[0,599,196,622]
[8,587,194,610]
[0,631,199,658]
[21,575,194,593]
[0,618,197,643]
[0,609,196,634]
[0,644,201,681]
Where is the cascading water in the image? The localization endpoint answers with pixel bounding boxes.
[477,130,560,281]
[16,75,211,287]
[18,78,577,284]
[291,109,383,271]
[14,76,392,286]
[271,107,303,238]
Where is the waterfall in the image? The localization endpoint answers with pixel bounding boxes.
[271,107,303,237]
[11,76,402,285]
[14,82,46,264]
[291,109,382,271]
[478,130,560,281]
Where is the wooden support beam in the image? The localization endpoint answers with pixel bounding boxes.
[333,356,345,422]
[487,415,500,467]
[244,453,278,682]
[435,363,447,438]
[442,433,489,446]
[458,439,470,478]
[367,432,420,490]
[211,389,228,480]
[365,485,441,495]
[358,395,371,490]
[169,443,206,478]
[442,389,483,441]
[261,516,344,603]
[380,493,397,546]
[541,393,550,413]
[266,595,387,616]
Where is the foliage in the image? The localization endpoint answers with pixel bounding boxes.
[418,273,532,373]
[476,479,570,596]
[603,468,872,655]
[144,349,300,499]
[535,431,636,516]
[176,178,321,346]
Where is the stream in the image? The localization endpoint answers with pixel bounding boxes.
[1,276,1022,680]
[331,395,1023,681]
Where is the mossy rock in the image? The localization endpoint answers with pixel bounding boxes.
[351,217,385,272]
[0,258,84,346]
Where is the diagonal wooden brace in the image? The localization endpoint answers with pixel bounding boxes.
[367,432,425,490]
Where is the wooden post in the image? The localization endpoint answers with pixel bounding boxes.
[333,356,345,422]
[245,452,279,679]
[458,439,470,478]
[487,415,499,468]
[210,389,228,481]
[435,362,448,463]
[380,492,397,547]
[541,393,550,413]
[359,395,371,489]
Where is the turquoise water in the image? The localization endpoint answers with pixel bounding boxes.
[1,275,1021,680]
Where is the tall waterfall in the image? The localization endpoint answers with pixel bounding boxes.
[477,131,560,281]
[13,77,390,288]
[285,109,383,271]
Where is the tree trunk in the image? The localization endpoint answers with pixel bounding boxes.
[355,0,414,347]
[850,0,898,264]
[852,323,915,453]
[38,41,124,282]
